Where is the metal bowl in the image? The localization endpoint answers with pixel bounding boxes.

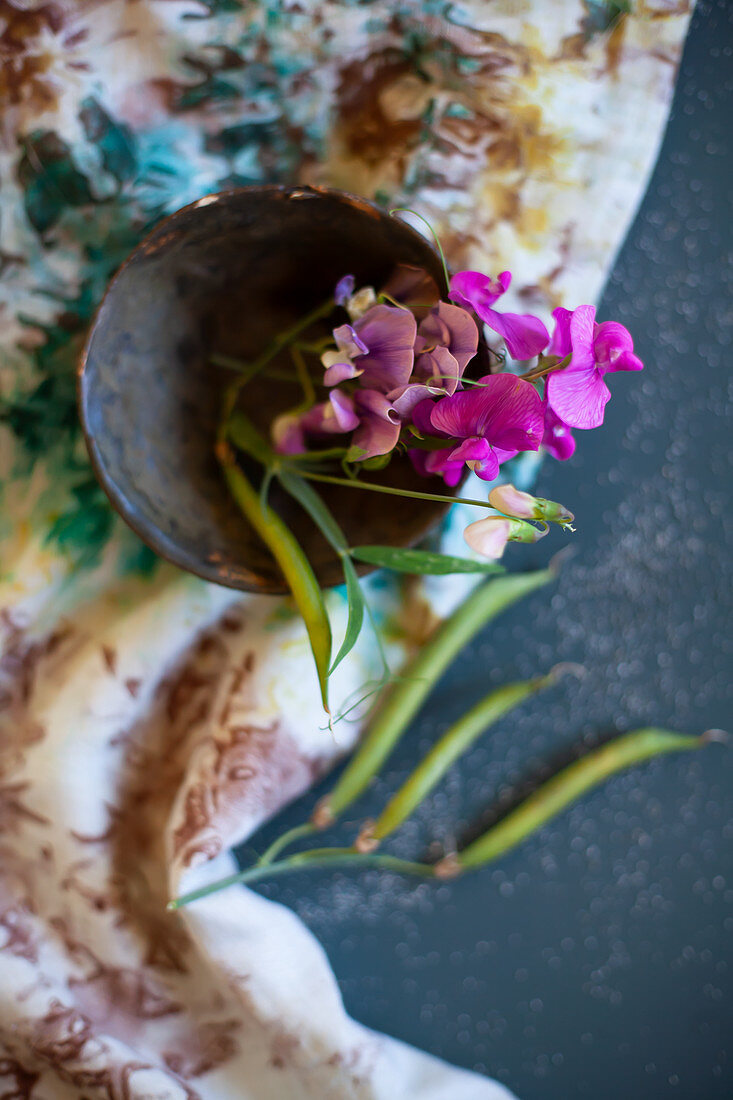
[79,185,463,593]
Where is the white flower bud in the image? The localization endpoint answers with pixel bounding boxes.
[346,286,377,320]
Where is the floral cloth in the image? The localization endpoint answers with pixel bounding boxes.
[0,2,692,1097]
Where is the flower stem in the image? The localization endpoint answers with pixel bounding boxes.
[257,822,317,866]
[219,296,335,434]
[291,468,499,511]
[390,207,450,292]
[216,444,332,713]
[168,847,435,909]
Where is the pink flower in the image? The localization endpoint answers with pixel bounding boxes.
[545,305,643,429]
[464,515,548,560]
[429,373,544,482]
[449,270,550,360]
[541,401,576,461]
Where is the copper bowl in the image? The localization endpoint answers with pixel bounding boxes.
[79,185,475,594]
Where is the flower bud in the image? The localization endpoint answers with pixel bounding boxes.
[346,286,377,320]
[488,483,574,526]
[463,516,548,560]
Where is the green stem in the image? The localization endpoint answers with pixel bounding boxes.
[258,822,317,866]
[292,468,499,511]
[291,344,316,408]
[168,847,434,909]
[217,447,332,713]
[366,673,555,846]
[389,207,450,292]
[454,728,705,872]
[314,569,555,826]
[219,297,335,435]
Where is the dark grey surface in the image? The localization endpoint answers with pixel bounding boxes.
[242,5,733,1097]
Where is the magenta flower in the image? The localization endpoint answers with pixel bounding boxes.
[545,305,644,429]
[322,304,416,393]
[390,302,479,417]
[541,401,576,461]
[449,270,550,361]
[417,373,544,483]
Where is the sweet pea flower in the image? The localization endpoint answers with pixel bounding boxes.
[449,270,550,360]
[464,515,548,560]
[273,390,360,454]
[541,401,576,461]
[545,305,644,429]
[390,302,479,417]
[334,274,356,306]
[427,373,545,483]
[488,483,574,525]
[350,390,401,460]
[322,304,416,393]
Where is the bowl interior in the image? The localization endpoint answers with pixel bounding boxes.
[80,186,458,593]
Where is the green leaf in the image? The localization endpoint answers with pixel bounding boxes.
[221,459,332,713]
[361,452,392,471]
[278,470,367,674]
[329,556,365,674]
[277,469,348,552]
[350,545,504,576]
[226,411,274,464]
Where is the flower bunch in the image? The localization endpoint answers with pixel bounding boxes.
[270,264,643,561]
[214,238,643,718]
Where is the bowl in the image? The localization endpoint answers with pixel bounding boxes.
[79,185,470,594]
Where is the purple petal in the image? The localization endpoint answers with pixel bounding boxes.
[323,359,362,386]
[353,304,416,393]
[482,307,550,360]
[545,365,610,429]
[548,307,573,358]
[302,392,359,435]
[352,390,401,459]
[330,389,360,430]
[333,323,369,358]
[413,345,461,393]
[410,396,442,436]
[449,270,511,313]
[417,302,479,373]
[272,414,306,455]
[334,274,355,306]
[381,264,440,310]
[389,382,440,419]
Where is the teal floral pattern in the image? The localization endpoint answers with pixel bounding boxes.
[0,7,691,1096]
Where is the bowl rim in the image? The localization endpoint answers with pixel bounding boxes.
[77,183,451,592]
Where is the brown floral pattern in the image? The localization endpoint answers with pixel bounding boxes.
[0,2,690,1097]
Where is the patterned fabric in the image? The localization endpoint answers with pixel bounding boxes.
[0,2,691,1096]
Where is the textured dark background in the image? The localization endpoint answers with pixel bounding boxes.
[245,4,732,1096]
